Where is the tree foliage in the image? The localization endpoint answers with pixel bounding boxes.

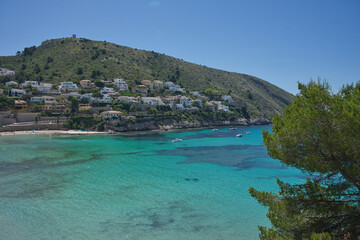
[0,95,15,110]
[249,80,360,239]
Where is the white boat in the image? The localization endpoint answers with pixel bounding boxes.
[244,131,250,134]
[212,128,218,132]
[236,133,242,137]
[229,128,237,130]
[172,138,183,142]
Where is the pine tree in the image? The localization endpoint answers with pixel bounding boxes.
[249,80,360,239]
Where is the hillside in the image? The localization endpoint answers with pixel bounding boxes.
[0,37,294,118]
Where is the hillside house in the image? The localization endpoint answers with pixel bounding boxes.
[0,68,15,76]
[15,100,28,109]
[5,81,18,87]
[113,78,129,91]
[79,104,91,111]
[59,82,78,92]
[172,104,185,111]
[165,82,175,88]
[192,91,200,97]
[31,96,56,103]
[141,80,152,88]
[222,95,233,104]
[136,85,148,95]
[218,104,230,112]
[100,111,124,121]
[152,80,164,89]
[101,87,116,95]
[35,83,53,94]
[60,92,80,99]
[91,94,113,103]
[80,80,92,89]
[9,88,25,97]
[101,94,113,103]
[193,99,203,107]
[0,89,3,95]
[44,101,66,114]
[21,81,39,87]
[180,96,192,107]
[169,85,185,93]
[142,97,164,106]
[118,96,139,104]
[101,80,113,86]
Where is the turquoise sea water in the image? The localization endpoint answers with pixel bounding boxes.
[0,126,304,240]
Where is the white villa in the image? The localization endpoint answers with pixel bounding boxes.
[35,83,53,94]
[9,88,25,97]
[165,82,175,88]
[218,104,230,112]
[192,91,200,97]
[172,104,185,111]
[169,85,185,93]
[113,78,129,91]
[152,80,164,89]
[0,68,15,76]
[21,81,39,87]
[193,99,203,107]
[101,94,113,103]
[222,95,233,104]
[142,97,164,106]
[81,93,93,100]
[59,82,78,92]
[118,96,139,104]
[180,96,192,107]
[81,93,112,103]
[101,87,116,95]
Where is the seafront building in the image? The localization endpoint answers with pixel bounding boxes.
[44,101,66,114]
[100,111,123,121]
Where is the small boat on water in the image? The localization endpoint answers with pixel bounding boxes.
[229,128,237,130]
[212,129,219,132]
[236,133,242,137]
[172,138,183,142]
[244,131,250,134]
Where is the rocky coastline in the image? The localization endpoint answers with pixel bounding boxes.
[109,117,272,132]
[0,118,271,137]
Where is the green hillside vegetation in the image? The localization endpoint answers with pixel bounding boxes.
[0,37,293,118]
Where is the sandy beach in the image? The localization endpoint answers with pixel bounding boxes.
[0,130,113,137]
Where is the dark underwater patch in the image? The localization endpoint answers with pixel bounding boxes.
[98,200,215,236]
[156,144,286,170]
[0,150,142,177]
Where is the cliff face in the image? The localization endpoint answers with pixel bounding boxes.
[0,37,294,119]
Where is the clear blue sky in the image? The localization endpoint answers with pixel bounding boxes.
[1,0,359,94]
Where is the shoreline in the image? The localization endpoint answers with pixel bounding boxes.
[0,122,271,137]
[0,130,113,137]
